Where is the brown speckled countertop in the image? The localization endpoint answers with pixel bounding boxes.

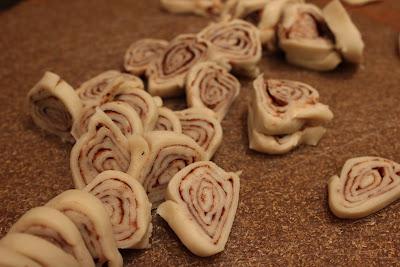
[0,0,400,266]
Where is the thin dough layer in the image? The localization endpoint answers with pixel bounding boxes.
[84,170,152,249]
[157,161,240,257]
[154,107,182,133]
[341,0,380,6]
[160,0,226,16]
[27,71,83,143]
[328,157,400,219]
[0,245,41,267]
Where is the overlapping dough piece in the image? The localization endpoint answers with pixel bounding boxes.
[198,19,262,77]
[146,34,213,97]
[0,245,41,267]
[329,157,400,219]
[220,0,267,21]
[84,170,152,249]
[46,190,123,267]
[27,71,83,143]
[175,107,223,160]
[160,0,226,16]
[154,107,182,133]
[70,109,148,189]
[0,233,80,267]
[157,161,240,257]
[186,61,240,121]
[124,39,169,76]
[9,206,94,267]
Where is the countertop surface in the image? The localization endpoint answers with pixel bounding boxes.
[0,0,400,266]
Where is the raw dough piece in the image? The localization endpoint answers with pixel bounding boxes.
[323,0,364,63]
[146,34,213,97]
[9,206,94,267]
[0,233,79,267]
[220,0,268,21]
[27,71,82,143]
[154,107,182,133]
[124,39,169,76]
[70,109,148,188]
[175,107,223,160]
[84,170,152,249]
[329,157,400,219]
[160,0,226,16]
[186,61,240,121]
[157,161,240,257]
[250,75,333,135]
[341,0,380,6]
[46,190,123,267]
[199,19,262,77]
[0,245,41,267]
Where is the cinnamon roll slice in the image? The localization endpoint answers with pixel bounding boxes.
[9,206,94,267]
[323,0,364,64]
[186,61,240,121]
[277,3,342,71]
[160,0,226,16]
[198,19,262,77]
[84,170,152,249]
[250,75,333,136]
[0,245,41,267]
[157,161,240,257]
[46,190,123,267]
[70,109,148,189]
[124,39,169,76]
[154,107,182,133]
[146,34,213,97]
[175,108,223,160]
[0,233,80,267]
[328,157,400,219]
[136,131,206,205]
[27,71,83,143]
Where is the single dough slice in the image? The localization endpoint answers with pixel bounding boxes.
[323,0,364,63]
[175,108,223,160]
[84,170,152,249]
[0,233,79,267]
[146,34,213,97]
[199,19,262,77]
[157,161,240,257]
[0,245,41,267]
[250,75,333,135]
[135,131,206,205]
[220,0,268,20]
[9,206,94,267]
[27,71,83,143]
[70,109,148,189]
[186,61,241,121]
[160,0,225,16]
[285,49,342,71]
[46,190,123,267]
[124,39,169,76]
[248,107,326,154]
[154,107,182,133]
[341,0,380,6]
[328,157,400,219]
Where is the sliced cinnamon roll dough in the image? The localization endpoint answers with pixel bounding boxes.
[0,233,80,267]
[157,161,240,257]
[341,0,380,6]
[27,71,83,143]
[175,107,223,160]
[199,19,262,77]
[146,34,213,97]
[70,109,148,189]
[136,131,206,205]
[46,190,123,267]
[160,0,225,16]
[0,245,41,267]
[323,0,364,64]
[186,61,240,121]
[84,170,152,249]
[154,107,182,133]
[9,206,94,267]
[285,49,342,71]
[220,0,268,21]
[250,75,333,135]
[124,39,169,76]
[328,157,400,219]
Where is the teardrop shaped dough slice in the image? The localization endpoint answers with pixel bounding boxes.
[157,161,240,257]
[175,107,223,160]
[154,107,182,133]
[0,233,79,267]
[9,206,94,267]
[328,156,400,219]
[27,71,83,143]
[0,245,41,267]
[84,170,152,249]
[46,190,123,267]
[323,0,364,63]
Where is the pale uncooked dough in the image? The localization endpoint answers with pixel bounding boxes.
[154,107,182,133]
[0,245,41,267]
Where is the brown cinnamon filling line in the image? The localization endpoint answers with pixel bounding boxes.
[155,115,173,131]
[113,93,148,119]
[180,118,215,150]
[128,44,166,66]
